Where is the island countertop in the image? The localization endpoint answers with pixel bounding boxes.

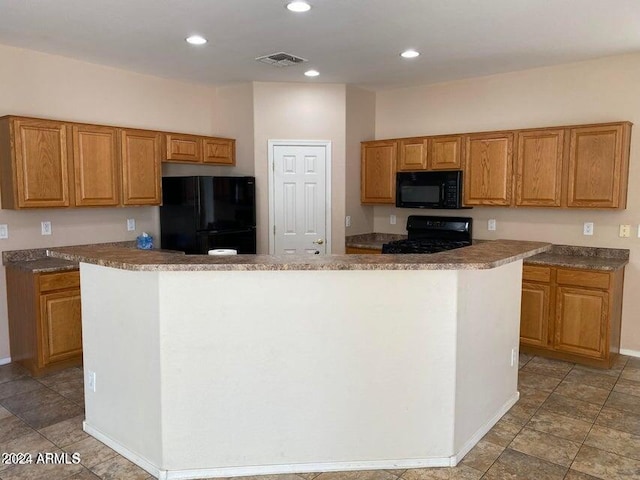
[47,239,551,271]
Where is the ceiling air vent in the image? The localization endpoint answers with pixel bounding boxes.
[255,52,308,67]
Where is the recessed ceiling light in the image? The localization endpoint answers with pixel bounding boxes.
[287,1,311,12]
[400,49,420,59]
[304,70,320,77]
[186,35,207,45]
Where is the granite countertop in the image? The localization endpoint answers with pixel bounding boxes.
[525,244,629,271]
[47,240,551,272]
[3,241,135,273]
[345,233,407,250]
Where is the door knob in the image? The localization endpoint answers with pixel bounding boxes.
[313,239,324,245]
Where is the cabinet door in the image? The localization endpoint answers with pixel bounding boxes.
[72,125,119,206]
[398,138,428,171]
[203,137,235,165]
[554,286,608,359]
[567,124,629,208]
[515,129,564,207]
[463,132,513,205]
[40,289,82,365]
[430,135,462,170]
[13,118,70,208]
[120,129,162,205]
[361,141,397,204]
[520,282,551,347]
[165,133,202,163]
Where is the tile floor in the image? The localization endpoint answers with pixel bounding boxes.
[0,354,639,479]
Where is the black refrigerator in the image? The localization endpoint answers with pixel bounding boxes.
[160,176,256,254]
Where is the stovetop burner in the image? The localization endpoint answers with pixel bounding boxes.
[382,239,471,254]
[381,215,473,254]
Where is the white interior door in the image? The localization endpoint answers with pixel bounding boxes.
[271,143,329,255]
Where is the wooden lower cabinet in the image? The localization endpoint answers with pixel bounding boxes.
[554,286,608,358]
[345,246,382,254]
[520,264,624,368]
[6,268,82,376]
[520,282,551,348]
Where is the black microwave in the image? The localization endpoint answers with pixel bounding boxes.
[396,170,467,209]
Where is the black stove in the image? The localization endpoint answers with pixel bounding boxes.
[382,215,473,254]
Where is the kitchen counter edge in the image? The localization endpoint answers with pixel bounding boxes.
[47,240,551,272]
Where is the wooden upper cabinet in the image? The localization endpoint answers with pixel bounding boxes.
[203,137,235,165]
[429,135,462,170]
[515,129,565,207]
[463,132,514,206]
[398,137,428,171]
[165,133,202,163]
[120,129,162,206]
[361,140,397,204]
[397,135,462,171]
[71,125,120,207]
[1,118,70,208]
[567,123,631,208]
[163,135,235,165]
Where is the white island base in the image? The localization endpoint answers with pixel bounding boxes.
[79,260,523,480]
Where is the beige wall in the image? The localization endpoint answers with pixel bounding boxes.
[0,44,217,361]
[345,86,375,235]
[374,53,640,354]
[163,82,255,177]
[253,82,347,254]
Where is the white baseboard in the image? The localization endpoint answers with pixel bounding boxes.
[83,393,520,480]
[450,391,520,465]
[0,357,11,366]
[83,422,160,478]
[620,348,640,358]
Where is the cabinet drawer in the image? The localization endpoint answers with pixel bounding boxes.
[39,271,80,292]
[556,268,609,289]
[523,265,551,283]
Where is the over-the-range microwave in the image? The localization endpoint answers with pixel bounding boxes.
[396,170,469,209]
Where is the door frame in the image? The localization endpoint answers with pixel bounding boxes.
[268,140,332,255]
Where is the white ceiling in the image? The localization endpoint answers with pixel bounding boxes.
[1,0,640,90]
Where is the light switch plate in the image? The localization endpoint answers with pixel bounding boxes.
[619,224,631,238]
[0,224,8,239]
[87,370,96,393]
[127,218,136,231]
[390,214,397,225]
[41,221,52,236]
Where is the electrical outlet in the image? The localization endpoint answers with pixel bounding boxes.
[345,216,351,228]
[41,221,52,236]
[87,370,96,393]
[390,214,397,225]
[0,224,8,239]
[619,224,631,238]
[488,219,496,231]
[127,218,136,231]
[583,222,594,236]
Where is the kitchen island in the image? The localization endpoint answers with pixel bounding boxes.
[49,240,550,480]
